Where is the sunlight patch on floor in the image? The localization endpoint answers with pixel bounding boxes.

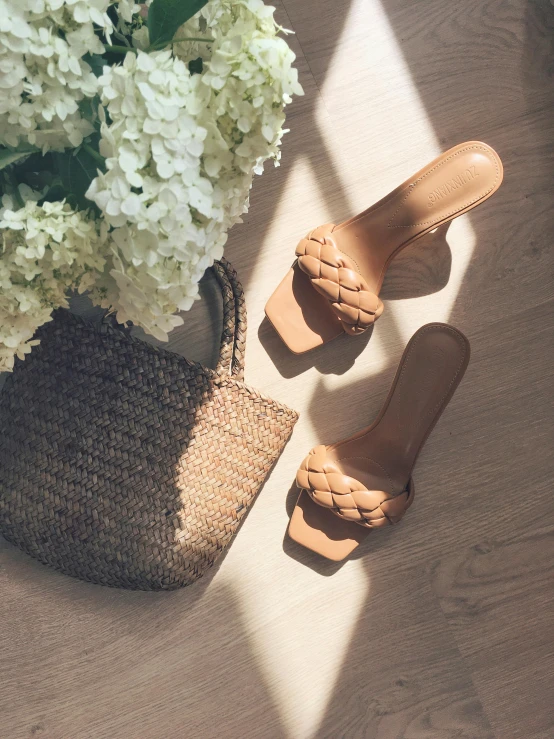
[318,0,478,337]
[225,558,369,739]
[221,1,479,736]
[249,153,348,277]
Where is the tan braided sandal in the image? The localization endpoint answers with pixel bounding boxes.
[265,141,502,353]
[288,323,470,560]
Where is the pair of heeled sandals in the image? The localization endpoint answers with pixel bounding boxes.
[265,141,504,561]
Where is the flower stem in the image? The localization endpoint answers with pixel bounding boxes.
[82,143,106,168]
[147,37,213,52]
[104,44,137,55]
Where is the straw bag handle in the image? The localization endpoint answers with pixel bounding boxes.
[212,258,247,381]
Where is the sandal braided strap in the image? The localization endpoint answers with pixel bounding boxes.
[296,445,414,529]
[295,224,384,335]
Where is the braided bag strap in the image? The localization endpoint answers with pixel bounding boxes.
[213,258,247,381]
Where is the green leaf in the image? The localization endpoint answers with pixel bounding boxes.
[11,151,52,181]
[53,147,102,211]
[147,0,209,48]
[39,180,65,204]
[0,145,37,171]
[78,96,103,132]
[82,53,105,78]
[188,56,203,75]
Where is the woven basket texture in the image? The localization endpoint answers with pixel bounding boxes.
[0,259,298,590]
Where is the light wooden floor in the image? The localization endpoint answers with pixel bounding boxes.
[1,1,553,737]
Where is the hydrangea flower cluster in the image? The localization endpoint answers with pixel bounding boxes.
[0,0,143,151]
[0,0,114,151]
[0,194,109,371]
[86,0,302,339]
[0,0,302,366]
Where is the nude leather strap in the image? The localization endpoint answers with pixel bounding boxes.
[295,225,384,335]
[296,445,414,528]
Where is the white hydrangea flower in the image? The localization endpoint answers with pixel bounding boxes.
[0,195,109,371]
[113,0,140,24]
[0,0,144,152]
[86,0,303,338]
[1,0,303,361]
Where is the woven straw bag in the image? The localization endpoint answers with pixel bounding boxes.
[0,259,298,590]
